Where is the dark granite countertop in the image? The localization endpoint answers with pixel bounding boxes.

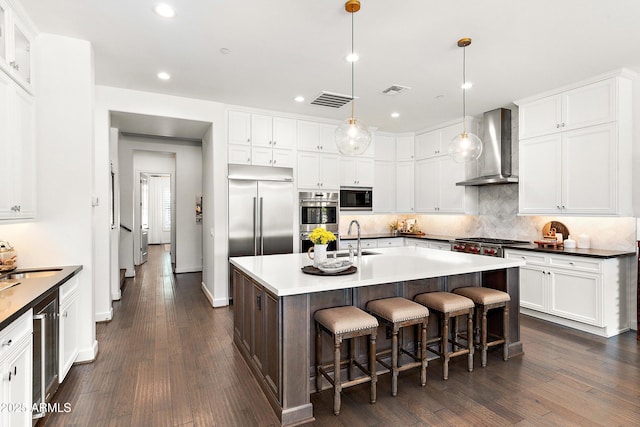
[340,233,455,242]
[0,265,83,330]
[504,244,635,259]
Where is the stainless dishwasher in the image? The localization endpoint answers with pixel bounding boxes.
[32,289,59,420]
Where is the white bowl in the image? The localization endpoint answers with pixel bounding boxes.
[317,260,352,273]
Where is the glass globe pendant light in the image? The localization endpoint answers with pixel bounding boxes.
[335,0,372,156]
[449,38,483,163]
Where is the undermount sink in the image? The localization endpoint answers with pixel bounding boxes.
[8,269,62,279]
[334,251,379,258]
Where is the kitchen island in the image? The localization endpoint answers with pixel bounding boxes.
[230,246,525,426]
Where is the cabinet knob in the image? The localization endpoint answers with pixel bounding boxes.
[557,205,561,210]
[569,262,575,266]
[247,158,251,163]
[269,159,272,164]
[1,339,12,347]
[273,141,276,146]
[562,205,566,209]
[556,124,560,129]
[317,145,320,150]
[562,123,566,127]
[62,311,68,318]
[320,145,323,150]
[247,138,251,143]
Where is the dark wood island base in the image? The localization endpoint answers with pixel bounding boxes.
[231,266,522,426]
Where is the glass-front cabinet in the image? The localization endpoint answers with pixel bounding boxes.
[0,0,33,90]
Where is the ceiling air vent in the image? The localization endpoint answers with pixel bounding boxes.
[310,91,353,108]
[381,84,411,96]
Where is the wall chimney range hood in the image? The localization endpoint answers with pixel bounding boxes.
[456,108,518,186]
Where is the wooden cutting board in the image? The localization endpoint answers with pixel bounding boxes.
[542,221,570,239]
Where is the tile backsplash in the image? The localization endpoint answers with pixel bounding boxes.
[340,183,637,251]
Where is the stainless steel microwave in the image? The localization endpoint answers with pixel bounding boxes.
[340,187,373,211]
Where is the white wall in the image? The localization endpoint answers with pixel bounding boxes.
[0,34,97,361]
[95,86,229,317]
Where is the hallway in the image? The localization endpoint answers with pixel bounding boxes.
[43,245,640,426]
[44,245,279,426]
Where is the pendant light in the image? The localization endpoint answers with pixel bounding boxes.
[334,0,372,156]
[448,38,483,163]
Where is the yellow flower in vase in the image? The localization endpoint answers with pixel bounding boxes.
[309,228,337,245]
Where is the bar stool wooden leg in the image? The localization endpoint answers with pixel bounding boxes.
[369,334,377,404]
[503,304,510,361]
[316,323,322,392]
[420,321,427,387]
[467,309,474,372]
[442,313,450,380]
[391,327,399,396]
[333,337,342,415]
[348,338,355,381]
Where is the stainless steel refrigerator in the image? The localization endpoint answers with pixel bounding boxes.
[228,164,294,260]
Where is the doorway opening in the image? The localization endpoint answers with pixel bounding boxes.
[140,173,173,267]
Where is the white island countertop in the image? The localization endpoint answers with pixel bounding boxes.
[230,246,525,297]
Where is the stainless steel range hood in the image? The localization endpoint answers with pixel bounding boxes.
[456,108,518,186]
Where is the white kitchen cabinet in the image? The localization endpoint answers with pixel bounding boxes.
[339,157,374,187]
[519,123,617,215]
[518,79,616,139]
[0,0,33,92]
[338,239,378,250]
[228,111,296,166]
[414,120,478,160]
[251,114,296,149]
[0,310,32,427]
[504,249,631,337]
[297,121,340,154]
[228,144,252,165]
[395,136,414,161]
[414,156,477,214]
[411,239,451,251]
[59,277,80,382]
[374,134,395,161]
[297,152,339,189]
[377,237,405,248]
[395,161,414,213]
[0,70,35,219]
[517,73,632,216]
[373,161,395,213]
[227,111,251,145]
[251,147,295,168]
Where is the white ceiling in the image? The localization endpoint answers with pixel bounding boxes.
[19,0,640,133]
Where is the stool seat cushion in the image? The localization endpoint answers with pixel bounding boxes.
[453,287,511,305]
[314,306,378,334]
[414,292,474,312]
[367,297,429,323]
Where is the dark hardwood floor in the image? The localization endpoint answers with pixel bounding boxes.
[44,245,640,426]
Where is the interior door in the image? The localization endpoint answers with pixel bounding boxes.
[140,174,149,264]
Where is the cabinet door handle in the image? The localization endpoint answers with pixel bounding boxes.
[562,123,565,127]
[273,141,276,146]
[256,294,262,311]
[556,124,560,129]
[320,145,323,150]
[62,311,68,318]
[247,138,251,143]
[1,339,12,347]
[562,205,566,209]
[569,262,575,266]
[247,158,251,163]
[557,205,561,210]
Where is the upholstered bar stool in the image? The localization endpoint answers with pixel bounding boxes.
[453,287,510,367]
[414,291,474,380]
[366,297,429,396]
[314,305,378,415]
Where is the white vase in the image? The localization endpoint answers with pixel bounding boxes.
[308,244,328,267]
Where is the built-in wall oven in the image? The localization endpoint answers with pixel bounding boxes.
[299,192,339,252]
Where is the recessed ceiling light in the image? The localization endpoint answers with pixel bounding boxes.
[391,112,400,118]
[294,96,305,103]
[154,4,175,18]
[346,52,359,62]
[461,82,473,89]
[219,48,231,55]
[157,71,171,80]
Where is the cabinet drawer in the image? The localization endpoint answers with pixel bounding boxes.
[0,310,32,358]
[361,240,378,249]
[549,256,601,273]
[377,238,404,247]
[505,250,546,266]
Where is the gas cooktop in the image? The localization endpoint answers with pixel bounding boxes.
[455,237,530,245]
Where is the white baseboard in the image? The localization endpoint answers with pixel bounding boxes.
[200,282,229,308]
[112,289,121,301]
[95,307,113,323]
[175,266,203,274]
[76,340,99,363]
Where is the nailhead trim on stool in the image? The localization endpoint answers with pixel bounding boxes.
[453,287,510,367]
[366,297,429,396]
[414,292,474,380]
[314,306,378,415]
